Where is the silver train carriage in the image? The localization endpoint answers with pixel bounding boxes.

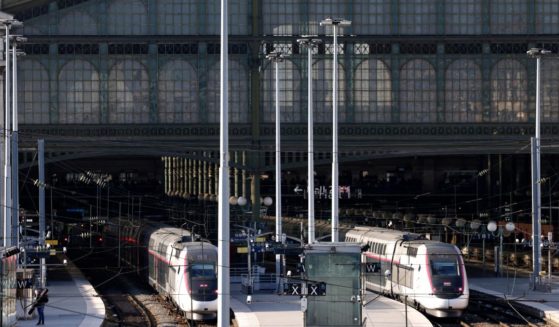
[103,220,218,320]
[345,226,469,318]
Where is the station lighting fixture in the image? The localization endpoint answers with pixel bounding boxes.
[320,17,351,243]
[527,47,551,289]
[266,50,287,282]
[297,36,321,244]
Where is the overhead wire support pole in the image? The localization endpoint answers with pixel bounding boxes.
[11,39,21,249]
[266,51,285,281]
[3,23,11,247]
[527,47,550,290]
[217,0,230,325]
[38,139,46,288]
[297,37,321,244]
[320,17,351,243]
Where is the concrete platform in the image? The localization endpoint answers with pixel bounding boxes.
[363,292,432,327]
[470,275,559,326]
[231,284,431,327]
[16,258,105,327]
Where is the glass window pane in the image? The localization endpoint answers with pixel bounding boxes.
[108,59,150,123]
[261,59,301,123]
[444,59,482,122]
[18,60,50,124]
[59,60,101,124]
[158,60,199,123]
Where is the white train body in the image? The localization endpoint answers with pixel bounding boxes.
[147,226,218,320]
[345,226,469,317]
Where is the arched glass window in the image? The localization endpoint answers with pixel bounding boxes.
[352,0,391,35]
[444,60,482,122]
[158,60,199,123]
[59,60,100,124]
[107,0,148,35]
[400,59,436,123]
[490,0,527,34]
[541,60,559,121]
[58,10,98,35]
[313,60,346,123]
[445,0,481,35]
[157,0,196,35]
[205,0,249,35]
[18,60,49,124]
[536,1,559,34]
[307,0,350,35]
[262,59,301,123]
[207,60,249,123]
[399,0,437,35]
[108,60,149,123]
[354,59,392,123]
[491,59,528,122]
[262,0,301,35]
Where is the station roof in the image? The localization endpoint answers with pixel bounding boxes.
[1,0,49,13]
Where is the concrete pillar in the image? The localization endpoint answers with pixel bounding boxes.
[215,162,219,196]
[182,158,188,198]
[198,159,203,197]
[242,151,247,198]
[169,157,174,196]
[179,158,185,198]
[165,157,170,195]
[234,151,239,197]
[203,153,208,195]
[188,158,193,196]
[173,157,178,196]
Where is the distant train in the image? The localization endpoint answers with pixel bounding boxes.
[103,220,218,320]
[345,226,469,318]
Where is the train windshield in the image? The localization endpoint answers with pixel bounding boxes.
[430,257,460,276]
[190,263,216,278]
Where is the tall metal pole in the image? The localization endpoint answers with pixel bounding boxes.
[3,25,11,247]
[527,47,549,289]
[298,37,320,244]
[217,0,230,325]
[331,23,339,242]
[275,58,281,250]
[266,51,284,279]
[307,45,314,244]
[38,139,45,288]
[321,17,351,242]
[11,43,20,248]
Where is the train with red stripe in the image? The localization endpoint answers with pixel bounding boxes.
[344,226,469,318]
[103,221,218,320]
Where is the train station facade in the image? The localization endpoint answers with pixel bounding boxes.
[3,0,559,221]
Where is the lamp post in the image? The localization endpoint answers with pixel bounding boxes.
[527,47,550,289]
[1,19,19,247]
[217,0,230,325]
[266,51,286,280]
[297,36,321,244]
[10,35,25,248]
[320,17,351,242]
[487,220,515,276]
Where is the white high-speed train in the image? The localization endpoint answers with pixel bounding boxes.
[345,226,469,317]
[104,222,218,320]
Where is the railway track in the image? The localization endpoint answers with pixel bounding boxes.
[68,248,155,327]
[69,247,220,327]
[430,291,546,327]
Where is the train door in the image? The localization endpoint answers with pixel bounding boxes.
[364,253,383,292]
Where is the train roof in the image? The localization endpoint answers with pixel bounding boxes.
[347,226,424,241]
[150,226,216,251]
